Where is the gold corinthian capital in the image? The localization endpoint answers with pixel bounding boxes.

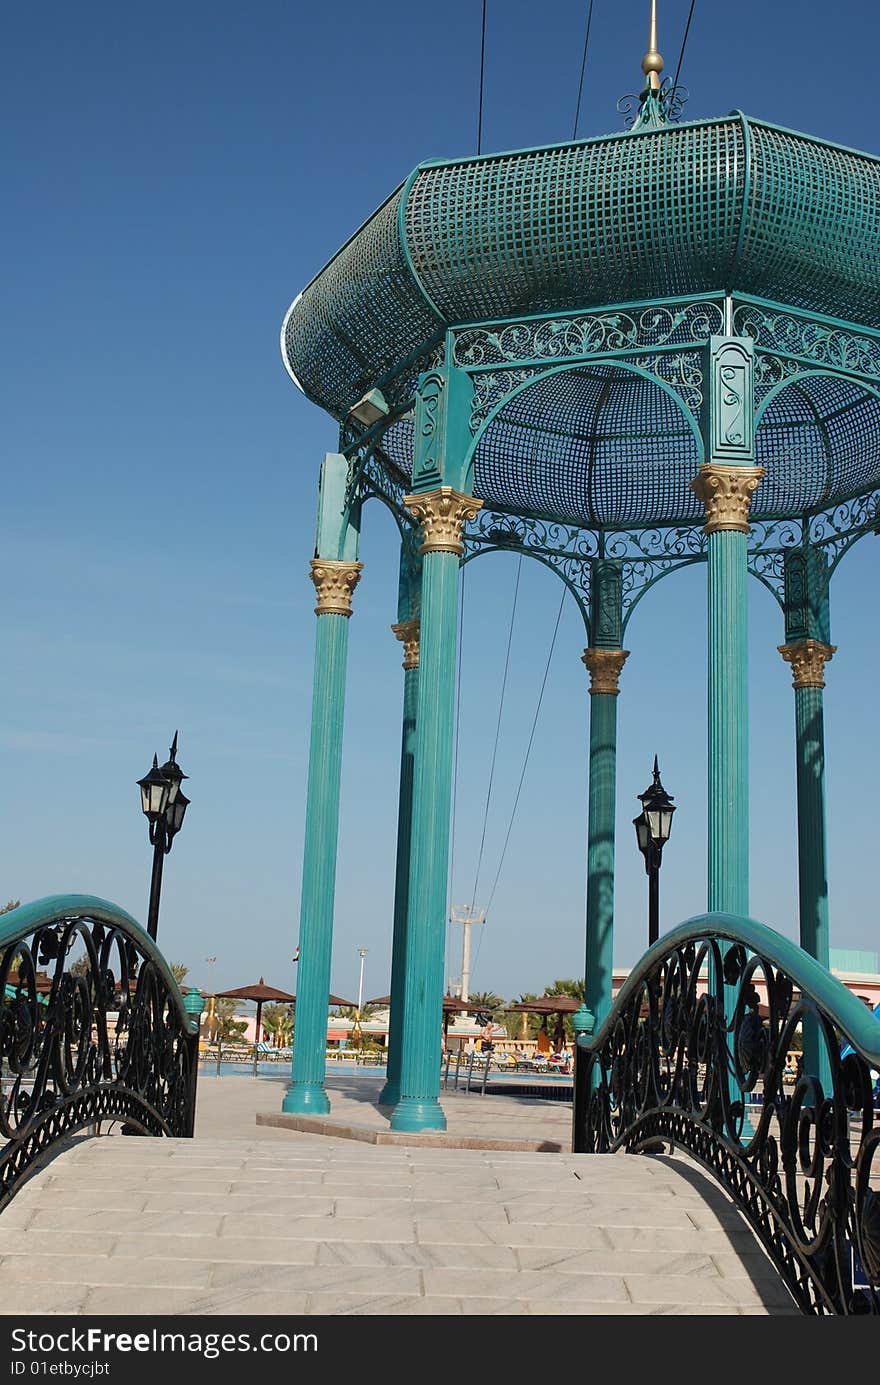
[403,487,483,556]
[778,639,837,689]
[689,464,765,534]
[309,558,363,617]
[581,648,630,695]
[391,619,420,670]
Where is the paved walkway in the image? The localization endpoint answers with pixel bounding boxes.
[0,1074,797,1316]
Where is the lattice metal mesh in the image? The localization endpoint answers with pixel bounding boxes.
[282,191,441,419]
[471,365,702,527]
[754,375,880,516]
[741,126,880,327]
[405,121,745,323]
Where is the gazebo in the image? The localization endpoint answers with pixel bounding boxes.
[279,21,880,1131]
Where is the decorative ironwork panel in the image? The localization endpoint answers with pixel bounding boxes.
[452,300,725,371]
[0,897,199,1209]
[576,913,880,1315]
[734,302,880,385]
[462,509,596,629]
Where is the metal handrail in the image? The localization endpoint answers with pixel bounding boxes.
[0,894,200,1208]
[574,909,880,1316]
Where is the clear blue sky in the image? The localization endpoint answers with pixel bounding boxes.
[3,1,878,1006]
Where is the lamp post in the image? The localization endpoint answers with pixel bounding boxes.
[354,947,368,1051]
[633,756,676,947]
[136,732,190,942]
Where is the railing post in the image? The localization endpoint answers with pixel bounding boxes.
[571,1003,595,1152]
[182,987,204,1138]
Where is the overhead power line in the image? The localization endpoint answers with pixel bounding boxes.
[572,0,596,140]
[672,0,697,94]
[477,0,488,154]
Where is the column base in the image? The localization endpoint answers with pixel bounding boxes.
[377,1080,399,1107]
[281,1082,330,1116]
[389,1098,447,1133]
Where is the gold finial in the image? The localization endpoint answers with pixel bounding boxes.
[641,0,664,90]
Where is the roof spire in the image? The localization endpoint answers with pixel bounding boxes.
[641,1,664,91]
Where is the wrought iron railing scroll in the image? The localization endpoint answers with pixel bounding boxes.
[573,912,880,1315]
[0,895,200,1208]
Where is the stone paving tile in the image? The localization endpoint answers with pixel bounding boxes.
[423,1268,631,1303]
[685,1206,756,1232]
[515,1247,720,1277]
[111,1234,319,1265]
[0,1284,89,1313]
[209,1263,422,1297]
[82,1288,214,1315]
[623,1273,794,1308]
[0,1253,213,1289]
[25,1208,225,1237]
[141,1192,336,1217]
[198,1292,311,1316]
[331,1196,512,1221]
[503,1200,697,1227]
[0,1229,120,1257]
[527,1302,743,1316]
[219,1214,414,1243]
[316,1294,531,1316]
[19,1188,149,1211]
[601,1225,757,1254]
[315,1241,519,1270]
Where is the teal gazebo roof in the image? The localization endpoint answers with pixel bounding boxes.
[283,113,880,423]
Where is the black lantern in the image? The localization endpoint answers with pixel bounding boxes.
[137,732,190,942]
[633,757,675,947]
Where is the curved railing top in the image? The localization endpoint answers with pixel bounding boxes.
[588,910,880,1067]
[1,895,198,1036]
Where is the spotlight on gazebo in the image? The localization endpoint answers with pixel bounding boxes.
[633,756,676,947]
[349,388,388,426]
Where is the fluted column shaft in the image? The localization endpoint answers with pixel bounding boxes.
[707,530,749,916]
[582,648,629,1029]
[779,634,835,1088]
[379,624,419,1107]
[283,557,361,1115]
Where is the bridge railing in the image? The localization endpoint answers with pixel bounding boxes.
[0,895,200,1207]
[573,911,880,1315]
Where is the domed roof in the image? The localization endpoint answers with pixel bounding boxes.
[282,112,880,423]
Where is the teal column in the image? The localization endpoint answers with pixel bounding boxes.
[389,492,480,1131]
[582,561,628,1033]
[378,556,421,1108]
[692,336,763,918]
[284,455,361,1116]
[389,367,480,1133]
[779,547,835,1088]
[705,529,751,915]
[692,338,762,1133]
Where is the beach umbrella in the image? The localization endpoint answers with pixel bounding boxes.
[215,978,297,1074]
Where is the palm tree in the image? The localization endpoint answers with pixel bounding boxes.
[170,963,189,986]
[468,991,504,1013]
[261,1002,294,1048]
[502,992,540,1040]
